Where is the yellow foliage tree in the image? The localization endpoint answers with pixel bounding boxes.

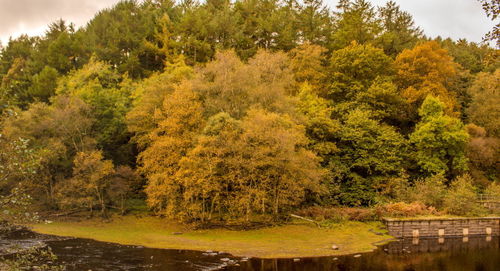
[467,69,500,137]
[138,82,204,216]
[177,110,326,222]
[288,43,328,93]
[56,150,115,216]
[395,41,459,115]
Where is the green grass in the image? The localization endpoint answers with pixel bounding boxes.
[31,216,391,258]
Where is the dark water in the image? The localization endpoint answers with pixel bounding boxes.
[1,230,499,271]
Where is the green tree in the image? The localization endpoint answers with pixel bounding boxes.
[82,0,159,77]
[297,0,332,47]
[407,174,447,209]
[56,58,133,164]
[28,66,59,103]
[328,42,393,100]
[376,1,423,57]
[443,174,483,216]
[410,96,469,178]
[333,109,406,206]
[331,0,381,50]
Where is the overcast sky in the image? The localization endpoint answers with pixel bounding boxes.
[0,0,497,46]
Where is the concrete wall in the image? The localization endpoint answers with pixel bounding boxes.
[384,217,500,238]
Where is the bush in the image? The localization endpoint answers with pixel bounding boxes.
[485,181,500,197]
[295,206,377,222]
[1,246,64,271]
[375,202,437,217]
[443,174,484,216]
[407,174,446,209]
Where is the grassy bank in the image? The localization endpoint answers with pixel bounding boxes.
[31,216,390,258]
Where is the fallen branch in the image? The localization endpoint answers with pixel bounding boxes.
[290,214,321,227]
[49,209,85,217]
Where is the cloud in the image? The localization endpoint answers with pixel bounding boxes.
[0,0,120,45]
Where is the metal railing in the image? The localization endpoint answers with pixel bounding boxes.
[478,194,500,202]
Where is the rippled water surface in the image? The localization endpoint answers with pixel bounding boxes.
[1,230,499,271]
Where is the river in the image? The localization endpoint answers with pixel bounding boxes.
[1,229,499,270]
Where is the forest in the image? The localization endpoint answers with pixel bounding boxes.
[1,0,499,225]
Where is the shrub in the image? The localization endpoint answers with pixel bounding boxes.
[376,174,410,203]
[485,181,500,197]
[375,202,436,217]
[443,174,484,216]
[407,174,446,208]
[295,206,377,222]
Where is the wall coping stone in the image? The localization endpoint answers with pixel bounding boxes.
[383,217,500,223]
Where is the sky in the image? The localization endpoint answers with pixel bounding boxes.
[0,0,497,46]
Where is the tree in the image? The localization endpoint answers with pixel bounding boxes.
[177,110,325,221]
[333,109,406,206]
[56,58,133,165]
[56,150,115,216]
[297,84,339,162]
[41,20,84,74]
[479,0,500,47]
[327,42,394,105]
[194,50,294,118]
[0,128,43,223]
[108,165,142,214]
[465,124,500,185]
[331,0,381,50]
[440,38,498,73]
[143,14,178,66]
[82,0,159,77]
[443,174,483,216]
[0,121,42,186]
[1,95,95,205]
[175,112,242,221]
[376,1,423,57]
[139,82,204,216]
[127,56,193,148]
[407,174,447,209]
[288,43,328,92]
[467,70,500,137]
[410,96,469,179]
[28,66,59,103]
[297,0,333,47]
[395,41,459,116]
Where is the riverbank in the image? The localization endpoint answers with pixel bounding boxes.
[30,216,390,258]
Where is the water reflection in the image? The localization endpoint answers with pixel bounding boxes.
[1,230,499,271]
[228,236,500,271]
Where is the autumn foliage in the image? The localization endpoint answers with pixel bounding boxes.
[0,0,499,223]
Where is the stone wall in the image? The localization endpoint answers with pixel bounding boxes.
[384,217,500,238]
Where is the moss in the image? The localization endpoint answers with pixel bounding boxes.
[30,216,390,258]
